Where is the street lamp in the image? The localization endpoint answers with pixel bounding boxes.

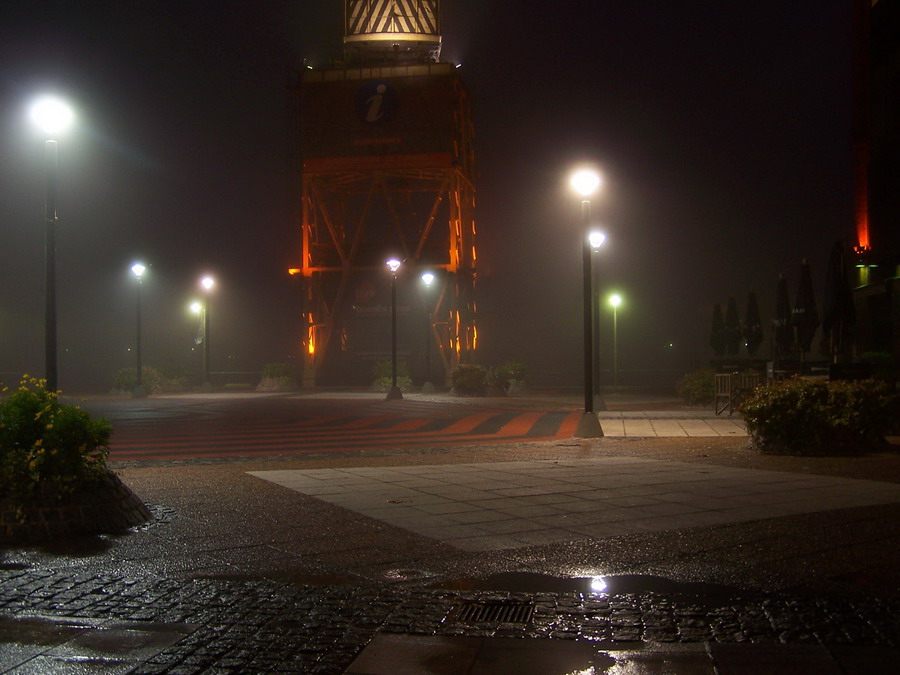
[386,259,403,400]
[421,271,436,393]
[609,293,623,387]
[589,230,606,409]
[200,275,215,390]
[131,263,147,398]
[570,168,604,438]
[30,95,74,391]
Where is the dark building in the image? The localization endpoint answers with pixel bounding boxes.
[854,0,900,358]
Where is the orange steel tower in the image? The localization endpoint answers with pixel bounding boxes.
[291,1,476,386]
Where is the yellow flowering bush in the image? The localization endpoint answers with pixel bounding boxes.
[0,376,111,499]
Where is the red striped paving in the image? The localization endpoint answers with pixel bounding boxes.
[107,409,583,462]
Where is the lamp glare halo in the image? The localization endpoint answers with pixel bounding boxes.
[589,231,606,249]
[30,96,74,134]
[571,169,601,197]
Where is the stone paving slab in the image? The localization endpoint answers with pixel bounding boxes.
[250,457,900,552]
[590,416,746,437]
[345,634,900,675]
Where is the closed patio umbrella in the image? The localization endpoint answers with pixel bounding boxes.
[773,274,793,358]
[822,241,856,363]
[710,303,727,357]
[744,290,763,356]
[792,259,819,359]
[724,296,742,356]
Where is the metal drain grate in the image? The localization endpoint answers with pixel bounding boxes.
[451,601,535,624]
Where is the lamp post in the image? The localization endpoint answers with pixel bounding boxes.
[131,263,147,398]
[589,230,606,411]
[609,293,622,387]
[30,95,74,392]
[200,275,215,390]
[570,169,604,438]
[386,259,403,400]
[421,272,436,393]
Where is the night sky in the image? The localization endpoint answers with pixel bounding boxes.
[0,1,854,390]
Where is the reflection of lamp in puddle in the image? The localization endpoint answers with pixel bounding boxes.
[589,576,608,593]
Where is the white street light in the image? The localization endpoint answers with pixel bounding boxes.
[589,230,606,249]
[420,271,436,392]
[30,96,74,136]
[30,94,75,391]
[199,276,215,389]
[570,167,605,437]
[570,168,601,197]
[385,259,403,400]
[131,262,147,397]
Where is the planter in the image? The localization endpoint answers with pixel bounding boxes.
[1,471,151,545]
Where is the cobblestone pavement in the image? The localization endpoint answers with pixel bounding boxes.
[2,567,899,673]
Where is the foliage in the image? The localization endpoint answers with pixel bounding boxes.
[372,359,410,381]
[451,364,487,396]
[675,369,715,406]
[258,363,298,391]
[498,360,527,382]
[371,360,412,392]
[486,366,510,393]
[262,362,297,380]
[112,366,187,394]
[739,377,899,455]
[0,376,111,500]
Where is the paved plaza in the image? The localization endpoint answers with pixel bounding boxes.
[251,456,900,551]
[1,392,899,673]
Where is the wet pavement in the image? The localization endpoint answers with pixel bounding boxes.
[2,392,899,673]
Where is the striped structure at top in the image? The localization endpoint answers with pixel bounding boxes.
[346,0,440,37]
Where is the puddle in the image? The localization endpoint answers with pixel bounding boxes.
[0,616,97,646]
[435,572,743,599]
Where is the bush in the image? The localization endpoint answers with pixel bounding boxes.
[112,366,187,394]
[451,363,487,396]
[739,377,899,455]
[0,376,111,500]
[676,369,715,406]
[371,360,413,392]
[258,363,298,392]
[262,362,297,380]
[486,366,510,393]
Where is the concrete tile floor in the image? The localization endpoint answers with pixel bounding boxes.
[250,457,900,552]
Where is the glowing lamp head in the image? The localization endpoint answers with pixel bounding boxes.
[421,272,435,287]
[30,96,74,135]
[570,169,601,197]
[609,293,622,308]
[189,301,202,315]
[131,263,146,279]
[201,276,215,291]
[588,231,606,249]
[386,259,401,273]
